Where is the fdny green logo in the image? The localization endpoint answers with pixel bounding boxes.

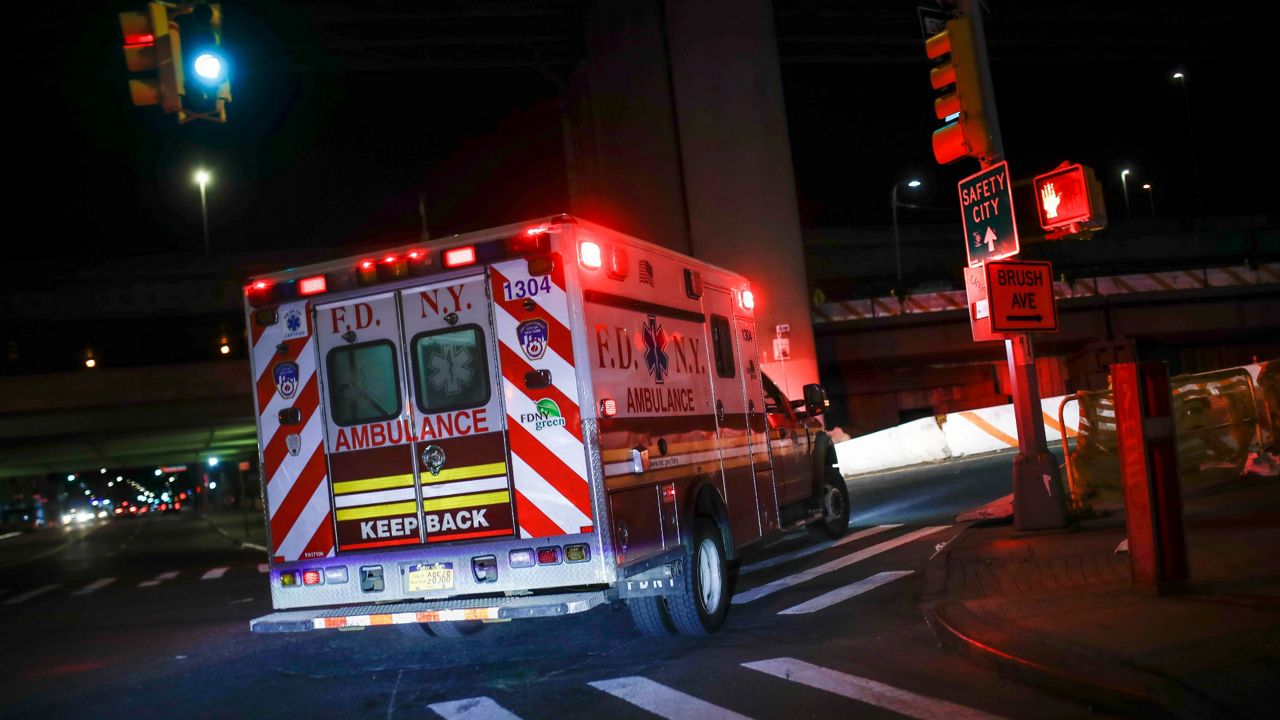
[520,399,566,431]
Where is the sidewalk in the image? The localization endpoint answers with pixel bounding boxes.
[922,471,1280,719]
[199,506,268,552]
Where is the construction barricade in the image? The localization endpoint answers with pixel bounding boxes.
[1064,364,1264,510]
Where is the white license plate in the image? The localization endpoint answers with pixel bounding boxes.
[407,562,454,592]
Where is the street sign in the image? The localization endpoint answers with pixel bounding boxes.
[963,264,1001,342]
[1033,163,1091,230]
[958,161,1019,267]
[984,259,1058,332]
[917,6,951,43]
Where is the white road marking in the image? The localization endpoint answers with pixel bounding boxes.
[732,526,948,604]
[3,584,60,605]
[72,577,117,596]
[777,571,913,615]
[202,566,229,580]
[428,697,523,720]
[0,531,23,541]
[589,677,751,720]
[138,571,179,588]
[743,657,1008,720]
[740,524,901,576]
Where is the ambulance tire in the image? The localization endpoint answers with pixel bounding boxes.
[808,466,851,540]
[628,595,674,636]
[665,519,730,635]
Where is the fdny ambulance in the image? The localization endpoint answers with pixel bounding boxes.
[244,216,848,636]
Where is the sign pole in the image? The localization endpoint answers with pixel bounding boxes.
[960,0,1066,530]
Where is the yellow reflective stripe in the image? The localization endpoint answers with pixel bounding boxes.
[333,474,416,495]
[422,462,508,484]
[421,491,510,512]
[335,501,419,521]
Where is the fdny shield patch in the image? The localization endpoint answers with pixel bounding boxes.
[273,361,300,399]
[517,319,548,361]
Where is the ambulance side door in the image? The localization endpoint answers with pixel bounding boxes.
[704,287,762,546]
[732,316,779,534]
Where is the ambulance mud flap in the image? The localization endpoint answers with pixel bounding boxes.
[249,591,610,633]
[618,562,681,598]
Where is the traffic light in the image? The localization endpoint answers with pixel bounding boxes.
[174,3,231,123]
[118,3,183,114]
[1032,162,1107,237]
[925,16,990,165]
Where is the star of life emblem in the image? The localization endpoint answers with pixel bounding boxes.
[642,314,669,384]
[280,301,308,340]
[428,346,475,396]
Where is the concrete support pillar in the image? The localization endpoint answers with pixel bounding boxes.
[569,0,691,252]
[664,0,818,395]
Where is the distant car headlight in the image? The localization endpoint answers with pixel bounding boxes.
[62,513,74,525]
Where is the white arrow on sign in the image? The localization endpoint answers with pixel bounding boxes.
[984,227,997,252]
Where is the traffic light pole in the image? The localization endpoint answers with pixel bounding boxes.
[961,0,1067,531]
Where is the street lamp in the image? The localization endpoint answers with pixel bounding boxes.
[194,168,211,254]
[1142,183,1155,217]
[1120,169,1131,220]
[1172,69,1203,221]
[891,178,923,285]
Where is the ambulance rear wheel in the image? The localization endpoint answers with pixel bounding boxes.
[808,467,851,540]
[627,595,673,636]
[665,519,729,635]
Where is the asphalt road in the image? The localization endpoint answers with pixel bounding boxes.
[0,451,1096,720]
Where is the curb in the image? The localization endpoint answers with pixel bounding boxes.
[200,513,268,553]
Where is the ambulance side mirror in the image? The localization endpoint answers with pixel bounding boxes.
[803,384,827,416]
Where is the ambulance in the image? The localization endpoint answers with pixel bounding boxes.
[244,215,848,636]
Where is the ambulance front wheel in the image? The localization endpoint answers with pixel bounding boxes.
[665,518,730,635]
[808,467,851,540]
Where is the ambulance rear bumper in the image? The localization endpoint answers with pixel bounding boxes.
[249,590,610,633]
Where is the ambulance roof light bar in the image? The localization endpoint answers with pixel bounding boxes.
[443,245,477,268]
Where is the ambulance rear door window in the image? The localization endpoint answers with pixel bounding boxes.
[411,325,491,414]
[326,340,402,426]
[711,314,735,379]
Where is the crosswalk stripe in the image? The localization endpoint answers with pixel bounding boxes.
[733,526,948,604]
[589,677,751,720]
[777,571,913,615]
[202,567,229,580]
[72,578,117,596]
[138,571,179,588]
[743,658,1008,720]
[3,584,60,605]
[740,525,901,576]
[428,697,523,720]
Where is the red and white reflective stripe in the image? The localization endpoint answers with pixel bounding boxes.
[315,606,499,629]
[491,261,593,538]
[250,300,335,562]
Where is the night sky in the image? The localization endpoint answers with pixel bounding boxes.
[4,1,1271,272]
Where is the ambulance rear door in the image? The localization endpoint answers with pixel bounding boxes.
[314,292,423,552]
[398,274,517,543]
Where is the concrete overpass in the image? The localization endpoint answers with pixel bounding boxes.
[0,361,256,479]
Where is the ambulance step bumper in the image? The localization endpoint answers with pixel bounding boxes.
[250,591,610,633]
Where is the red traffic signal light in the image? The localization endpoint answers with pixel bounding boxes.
[118,3,183,114]
[925,16,990,165]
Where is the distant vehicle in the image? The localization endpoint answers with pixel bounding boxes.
[244,216,845,637]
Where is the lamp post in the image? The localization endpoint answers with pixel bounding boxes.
[1172,70,1203,222]
[1142,183,1155,218]
[1120,169,1131,220]
[194,169,211,254]
[890,178,923,285]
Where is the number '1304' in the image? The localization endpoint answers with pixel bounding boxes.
[502,276,552,301]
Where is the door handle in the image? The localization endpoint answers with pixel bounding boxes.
[715,399,725,426]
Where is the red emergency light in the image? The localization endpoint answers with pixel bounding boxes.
[738,289,756,311]
[123,33,155,47]
[1033,163,1092,230]
[298,275,327,296]
[444,245,477,268]
[599,398,617,417]
[579,241,602,270]
[302,569,322,586]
